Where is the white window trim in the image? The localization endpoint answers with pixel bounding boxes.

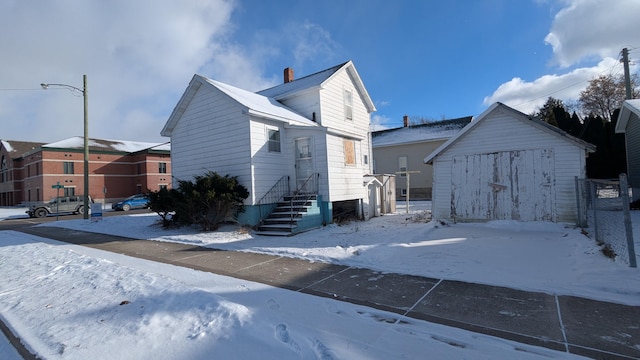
[266,126,282,153]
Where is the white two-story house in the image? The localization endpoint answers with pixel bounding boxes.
[161,61,376,234]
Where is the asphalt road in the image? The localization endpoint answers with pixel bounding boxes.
[0,208,152,231]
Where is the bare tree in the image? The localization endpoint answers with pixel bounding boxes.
[578,74,639,121]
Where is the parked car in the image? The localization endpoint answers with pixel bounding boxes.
[112,194,150,211]
[27,195,93,218]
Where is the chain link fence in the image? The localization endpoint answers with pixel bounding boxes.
[576,174,637,267]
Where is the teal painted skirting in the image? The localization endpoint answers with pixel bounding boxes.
[236,196,332,230]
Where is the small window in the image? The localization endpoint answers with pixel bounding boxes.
[344,140,355,165]
[159,185,168,190]
[64,188,75,197]
[400,188,407,196]
[364,154,369,165]
[344,89,353,120]
[63,161,74,174]
[158,162,167,174]
[398,156,407,177]
[268,129,281,153]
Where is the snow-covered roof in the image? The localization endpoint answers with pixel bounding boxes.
[258,62,346,99]
[258,60,376,113]
[43,137,170,153]
[200,77,316,126]
[372,117,471,147]
[615,99,640,133]
[424,103,596,164]
[1,140,46,158]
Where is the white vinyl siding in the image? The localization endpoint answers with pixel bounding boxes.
[249,120,290,204]
[169,85,251,196]
[431,109,588,223]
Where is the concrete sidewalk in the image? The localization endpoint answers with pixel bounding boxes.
[18,226,640,360]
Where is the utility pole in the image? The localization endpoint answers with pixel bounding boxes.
[621,48,632,100]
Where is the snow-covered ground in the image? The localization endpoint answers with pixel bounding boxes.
[1,202,637,359]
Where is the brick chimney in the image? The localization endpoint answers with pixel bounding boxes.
[403,115,409,127]
[284,67,294,83]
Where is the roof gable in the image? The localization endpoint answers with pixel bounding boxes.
[424,102,596,164]
[258,61,376,113]
[161,74,317,137]
[615,99,640,133]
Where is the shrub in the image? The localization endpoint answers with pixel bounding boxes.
[171,171,249,231]
[148,188,178,228]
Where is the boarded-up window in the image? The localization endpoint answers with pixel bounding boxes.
[344,140,355,165]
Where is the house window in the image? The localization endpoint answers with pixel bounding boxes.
[344,140,355,165]
[159,184,168,190]
[398,156,407,177]
[158,162,167,174]
[268,128,281,153]
[364,154,369,165]
[27,164,30,177]
[63,161,74,174]
[64,187,75,197]
[400,188,407,197]
[344,89,353,120]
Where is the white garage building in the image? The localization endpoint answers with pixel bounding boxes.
[424,103,595,224]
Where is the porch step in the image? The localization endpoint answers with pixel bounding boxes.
[255,193,318,236]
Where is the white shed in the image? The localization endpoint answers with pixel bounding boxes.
[424,103,595,224]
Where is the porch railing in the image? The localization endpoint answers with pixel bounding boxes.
[289,173,320,223]
[257,176,290,223]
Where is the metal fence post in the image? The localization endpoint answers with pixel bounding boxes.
[620,173,637,267]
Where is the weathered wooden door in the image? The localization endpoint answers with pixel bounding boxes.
[451,149,554,221]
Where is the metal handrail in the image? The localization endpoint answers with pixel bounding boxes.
[289,173,319,226]
[257,176,290,223]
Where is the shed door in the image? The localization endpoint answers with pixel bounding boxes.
[451,149,555,221]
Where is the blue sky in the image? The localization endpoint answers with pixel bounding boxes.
[0,0,638,143]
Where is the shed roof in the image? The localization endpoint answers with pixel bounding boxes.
[615,99,640,133]
[372,117,472,147]
[424,102,596,164]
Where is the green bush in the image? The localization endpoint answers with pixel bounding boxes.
[148,188,178,228]
[150,171,249,231]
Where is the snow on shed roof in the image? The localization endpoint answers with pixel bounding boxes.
[200,76,316,126]
[615,99,640,133]
[424,102,596,164]
[372,117,472,147]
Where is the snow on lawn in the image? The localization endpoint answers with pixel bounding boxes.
[33,202,640,306]
[0,202,636,359]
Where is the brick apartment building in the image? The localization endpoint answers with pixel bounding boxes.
[0,137,171,206]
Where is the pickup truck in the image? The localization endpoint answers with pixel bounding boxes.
[26,195,93,218]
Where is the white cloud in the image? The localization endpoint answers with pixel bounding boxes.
[486,0,640,115]
[370,114,394,131]
[484,58,623,114]
[0,0,240,143]
[545,0,640,68]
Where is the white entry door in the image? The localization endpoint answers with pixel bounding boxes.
[295,138,315,192]
[451,149,555,221]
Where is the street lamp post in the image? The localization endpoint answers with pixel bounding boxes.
[41,75,89,219]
